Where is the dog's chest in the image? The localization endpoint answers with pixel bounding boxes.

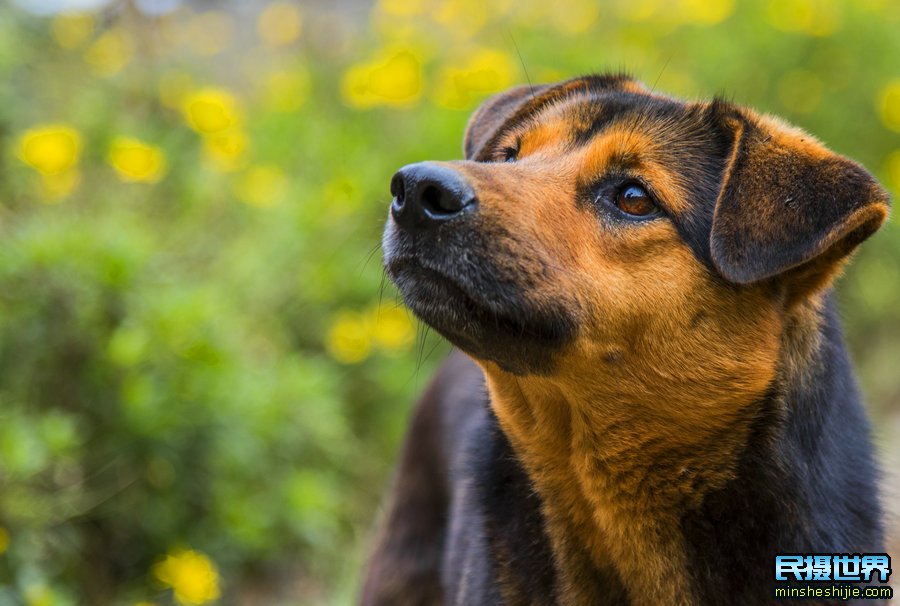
[449,410,630,605]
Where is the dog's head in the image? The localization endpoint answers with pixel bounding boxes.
[382,75,889,390]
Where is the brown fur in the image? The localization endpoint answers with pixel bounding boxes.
[455,101,779,603]
[368,76,890,605]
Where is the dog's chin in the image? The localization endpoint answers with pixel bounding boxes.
[384,257,573,376]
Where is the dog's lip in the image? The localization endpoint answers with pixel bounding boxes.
[386,255,565,344]
[386,256,487,312]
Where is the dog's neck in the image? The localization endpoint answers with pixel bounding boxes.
[477,303,824,606]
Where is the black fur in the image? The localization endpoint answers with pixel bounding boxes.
[364,307,885,604]
[680,298,884,605]
[364,75,888,605]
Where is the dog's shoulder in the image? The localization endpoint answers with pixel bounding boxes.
[361,351,494,605]
[364,350,569,605]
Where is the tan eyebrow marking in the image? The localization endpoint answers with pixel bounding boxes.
[578,125,692,214]
[518,115,573,158]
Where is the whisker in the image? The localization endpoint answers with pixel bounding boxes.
[359,241,382,275]
[377,270,388,308]
[508,30,536,98]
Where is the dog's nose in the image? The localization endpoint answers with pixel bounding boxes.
[390,162,477,231]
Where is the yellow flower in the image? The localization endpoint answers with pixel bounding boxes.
[234,165,287,208]
[257,2,303,47]
[0,526,9,554]
[17,124,83,198]
[878,80,900,133]
[84,28,134,76]
[370,305,415,352]
[342,49,422,108]
[202,130,249,172]
[326,312,372,364]
[51,12,95,49]
[108,137,167,183]
[262,68,310,113]
[17,124,82,176]
[432,48,517,110]
[153,549,220,605]
[182,89,241,134]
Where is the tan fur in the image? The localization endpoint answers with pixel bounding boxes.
[371,73,891,606]
[455,93,790,604]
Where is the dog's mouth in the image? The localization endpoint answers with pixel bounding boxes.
[387,258,550,341]
[383,226,576,375]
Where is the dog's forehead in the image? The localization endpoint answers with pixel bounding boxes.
[524,89,700,149]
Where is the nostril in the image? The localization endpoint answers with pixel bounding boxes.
[391,173,405,205]
[420,184,445,214]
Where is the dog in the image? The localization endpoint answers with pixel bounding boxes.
[363,74,890,605]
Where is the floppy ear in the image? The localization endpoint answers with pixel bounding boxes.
[710,111,890,295]
[463,85,546,160]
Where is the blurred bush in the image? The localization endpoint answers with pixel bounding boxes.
[0,0,897,604]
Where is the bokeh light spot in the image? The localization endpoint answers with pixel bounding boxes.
[377,0,427,17]
[766,0,840,36]
[262,67,310,113]
[83,28,134,76]
[17,124,82,176]
[153,549,221,606]
[234,165,287,208]
[432,48,517,110]
[188,11,235,57]
[51,12,95,49]
[182,89,241,134]
[326,312,372,364]
[878,80,900,133]
[370,305,415,353]
[342,49,422,108]
[884,149,900,195]
[39,170,81,201]
[549,0,601,33]
[433,0,492,38]
[257,2,303,48]
[203,130,250,172]
[108,137,167,184]
[677,0,734,24]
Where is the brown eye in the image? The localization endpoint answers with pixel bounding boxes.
[614,183,657,216]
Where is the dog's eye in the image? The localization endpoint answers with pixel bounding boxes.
[501,146,518,163]
[614,183,657,217]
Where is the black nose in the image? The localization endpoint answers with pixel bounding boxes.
[390,162,477,231]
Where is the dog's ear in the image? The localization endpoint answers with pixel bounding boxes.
[709,109,890,297]
[463,85,546,160]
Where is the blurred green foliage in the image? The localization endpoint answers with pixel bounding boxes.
[0,0,897,604]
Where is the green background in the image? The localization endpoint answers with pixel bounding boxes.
[0,0,898,604]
